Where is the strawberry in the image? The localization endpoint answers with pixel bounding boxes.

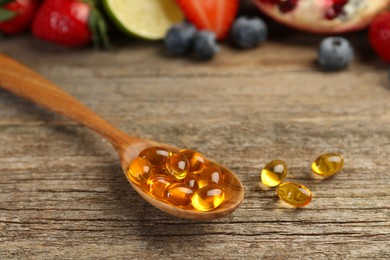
[0,0,38,35]
[369,12,390,63]
[175,0,239,40]
[31,0,110,48]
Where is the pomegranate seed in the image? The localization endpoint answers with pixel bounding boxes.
[260,0,279,4]
[278,0,298,13]
[325,0,349,20]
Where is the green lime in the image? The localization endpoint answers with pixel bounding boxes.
[103,0,184,40]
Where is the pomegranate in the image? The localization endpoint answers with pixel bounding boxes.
[253,0,390,33]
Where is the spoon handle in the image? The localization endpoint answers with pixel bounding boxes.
[0,53,138,148]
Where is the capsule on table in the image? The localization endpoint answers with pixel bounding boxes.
[311,153,344,177]
[165,183,195,209]
[139,146,171,166]
[261,160,288,187]
[192,184,225,211]
[127,157,152,183]
[182,172,199,189]
[276,182,312,208]
[198,165,224,188]
[166,153,190,180]
[179,149,206,174]
[147,175,175,199]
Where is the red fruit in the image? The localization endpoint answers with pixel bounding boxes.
[31,0,109,48]
[175,0,239,40]
[253,0,390,34]
[370,12,390,63]
[0,0,38,35]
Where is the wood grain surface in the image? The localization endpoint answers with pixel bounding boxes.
[0,32,389,259]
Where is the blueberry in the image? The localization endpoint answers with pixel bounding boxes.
[164,22,196,55]
[231,16,268,49]
[318,37,354,71]
[193,30,219,61]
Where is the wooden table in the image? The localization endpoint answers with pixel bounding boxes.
[0,33,389,259]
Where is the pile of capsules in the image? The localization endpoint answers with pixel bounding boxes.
[261,153,344,207]
[127,147,225,211]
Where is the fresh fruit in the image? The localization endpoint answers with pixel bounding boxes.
[164,22,196,55]
[175,0,239,40]
[32,0,109,48]
[369,12,390,63]
[253,0,390,33]
[231,16,267,49]
[0,0,38,35]
[193,30,219,60]
[318,37,353,71]
[103,0,184,40]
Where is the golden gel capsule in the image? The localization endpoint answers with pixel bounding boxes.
[182,173,199,189]
[179,149,206,174]
[147,175,175,199]
[198,165,224,188]
[166,153,190,180]
[150,165,169,176]
[127,157,152,183]
[165,183,195,209]
[139,146,171,166]
[261,160,288,187]
[312,153,344,177]
[192,184,225,211]
[276,182,312,208]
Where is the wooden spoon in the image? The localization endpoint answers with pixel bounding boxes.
[0,53,244,220]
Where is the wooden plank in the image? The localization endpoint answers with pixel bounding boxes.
[0,34,389,259]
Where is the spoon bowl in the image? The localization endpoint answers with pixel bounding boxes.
[0,53,244,220]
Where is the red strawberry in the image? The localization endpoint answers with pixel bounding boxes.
[175,0,239,40]
[370,12,390,63]
[32,0,110,48]
[0,0,38,35]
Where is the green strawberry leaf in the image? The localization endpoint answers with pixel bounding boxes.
[0,7,16,22]
[89,8,111,49]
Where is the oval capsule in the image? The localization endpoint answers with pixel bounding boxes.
[147,175,175,199]
[276,182,312,208]
[179,149,206,174]
[165,183,195,209]
[261,160,288,187]
[192,184,225,211]
[198,165,224,188]
[150,164,169,176]
[312,153,344,177]
[127,157,152,183]
[139,146,171,166]
[166,153,190,180]
[182,172,199,189]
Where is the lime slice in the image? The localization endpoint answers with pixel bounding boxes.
[103,0,184,40]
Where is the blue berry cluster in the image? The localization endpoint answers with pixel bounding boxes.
[164,16,268,61]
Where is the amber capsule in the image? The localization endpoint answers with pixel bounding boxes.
[192,184,225,211]
[276,182,312,208]
[150,165,169,176]
[261,160,288,187]
[165,183,195,209]
[312,153,344,177]
[139,146,171,166]
[198,165,224,188]
[166,153,190,180]
[182,172,199,189]
[127,157,152,183]
[179,149,206,174]
[147,175,175,199]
